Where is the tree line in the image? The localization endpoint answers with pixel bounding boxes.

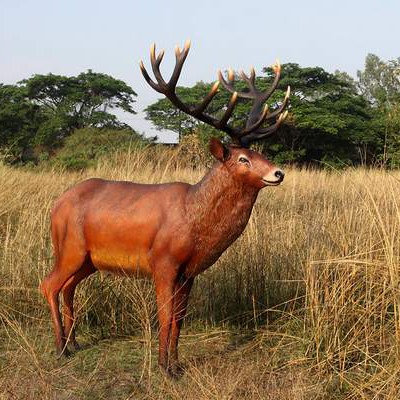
[1,54,399,167]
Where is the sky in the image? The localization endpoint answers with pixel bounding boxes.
[1,0,400,142]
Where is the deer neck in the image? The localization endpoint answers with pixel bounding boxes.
[186,163,259,241]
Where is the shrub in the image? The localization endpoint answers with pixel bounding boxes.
[50,128,149,170]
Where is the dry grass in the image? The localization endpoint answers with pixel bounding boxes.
[1,145,400,399]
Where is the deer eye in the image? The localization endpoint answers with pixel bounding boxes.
[238,156,250,165]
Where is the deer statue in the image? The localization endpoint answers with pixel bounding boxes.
[40,40,290,378]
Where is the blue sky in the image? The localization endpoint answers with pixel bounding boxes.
[1,0,400,141]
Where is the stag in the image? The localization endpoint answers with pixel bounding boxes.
[41,40,290,378]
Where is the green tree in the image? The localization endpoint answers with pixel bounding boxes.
[271,63,381,166]
[0,84,45,162]
[357,54,400,107]
[357,54,400,166]
[20,70,137,146]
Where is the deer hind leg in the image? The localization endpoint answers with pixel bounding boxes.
[62,260,96,352]
[41,239,87,357]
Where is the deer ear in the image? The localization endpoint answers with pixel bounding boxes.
[209,138,231,162]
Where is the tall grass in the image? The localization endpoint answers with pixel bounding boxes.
[1,145,400,399]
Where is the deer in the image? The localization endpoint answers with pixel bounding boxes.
[40,40,290,378]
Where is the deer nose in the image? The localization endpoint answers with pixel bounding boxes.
[274,170,285,181]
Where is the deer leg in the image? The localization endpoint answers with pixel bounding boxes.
[62,262,96,352]
[153,262,180,374]
[41,249,87,357]
[168,276,194,376]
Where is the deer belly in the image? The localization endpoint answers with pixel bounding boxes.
[90,247,152,278]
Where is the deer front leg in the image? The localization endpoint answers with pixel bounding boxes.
[168,276,194,376]
[153,261,179,375]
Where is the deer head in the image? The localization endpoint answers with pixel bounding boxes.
[140,40,289,188]
[208,137,284,188]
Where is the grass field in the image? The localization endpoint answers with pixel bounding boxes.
[1,145,400,399]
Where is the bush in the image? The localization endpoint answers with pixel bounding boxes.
[49,128,149,170]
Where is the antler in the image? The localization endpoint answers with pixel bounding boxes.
[140,41,290,147]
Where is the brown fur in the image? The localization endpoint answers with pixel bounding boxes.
[41,139,284,377]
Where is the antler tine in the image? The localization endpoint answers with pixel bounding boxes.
[249,66,256,83]
[216,92,238,128]
[217,68,233,93]
[259,110,288,136]
[193,81,220,115]
[260,85,291,122]
[169,39,191,89]
[260,60,282,102]
[150,44,167,87]
[139,60,161,92]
